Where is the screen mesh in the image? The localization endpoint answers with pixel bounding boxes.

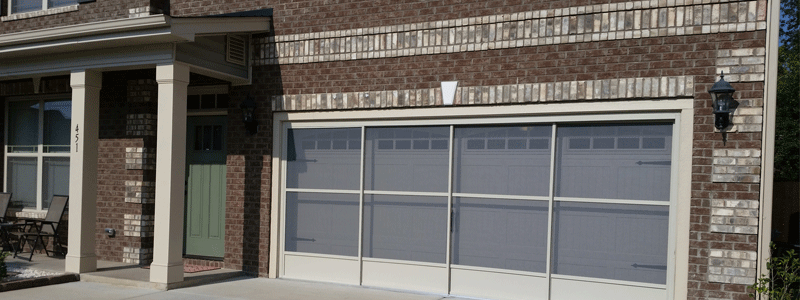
[452,197,548,272]
[362,194,448,263]
[286,128,362,190]
[454,125,552,196]
[551,202,669,284]
[285,192,360,257]
[555,124,672,201]
[364,127,450,193]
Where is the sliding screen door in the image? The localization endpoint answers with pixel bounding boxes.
[281,121,675,300]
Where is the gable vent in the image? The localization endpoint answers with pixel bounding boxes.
[226,35,247,66]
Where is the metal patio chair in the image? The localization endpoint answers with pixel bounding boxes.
[0,193,19,252]
[0,193,11,223]
[14,195,68,260]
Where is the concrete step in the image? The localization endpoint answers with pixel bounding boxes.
[80,269,247,290]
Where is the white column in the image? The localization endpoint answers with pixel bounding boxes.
[65,70,101,273]
[150,63,190,284]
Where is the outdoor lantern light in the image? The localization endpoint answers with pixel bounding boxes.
[240,96,258,135]
[709,72,736,130]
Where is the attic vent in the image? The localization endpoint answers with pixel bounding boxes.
[226,35,247,66]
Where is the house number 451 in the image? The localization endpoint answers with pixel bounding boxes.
[75,124,79,152]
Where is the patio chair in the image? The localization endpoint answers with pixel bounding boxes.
[14,195,68,260]
[0,193,18,252]
[0,193,11,223]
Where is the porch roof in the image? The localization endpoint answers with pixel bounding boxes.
[0,14,270,84]
[0,14,270,57]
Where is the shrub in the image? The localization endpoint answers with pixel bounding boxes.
[0,251,9,279]
[751,243,800,300]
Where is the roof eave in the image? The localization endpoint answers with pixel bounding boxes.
[0,15,271,58]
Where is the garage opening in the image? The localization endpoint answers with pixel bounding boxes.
[279,117,677,300]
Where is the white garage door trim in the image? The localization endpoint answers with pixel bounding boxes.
[270,99,694,300]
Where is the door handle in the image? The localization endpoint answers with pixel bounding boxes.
[450,209,455,233]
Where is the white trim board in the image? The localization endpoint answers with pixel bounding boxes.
[0,15,170,47]
[0,15,269,50]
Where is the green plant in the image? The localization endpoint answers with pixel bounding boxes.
[0,251,9,279]
[750,244,800,300]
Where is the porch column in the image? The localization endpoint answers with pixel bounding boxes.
[65,70,101,273]
[150,63,190,284]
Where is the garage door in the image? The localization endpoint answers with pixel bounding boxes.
[279,119,676,300]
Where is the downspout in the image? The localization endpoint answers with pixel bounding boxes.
[756,0,780,297]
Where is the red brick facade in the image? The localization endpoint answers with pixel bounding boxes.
[0,0,776,299]
[247,30,766,298]
[255,32,765,95]
[224,86,273,275]
[171,0,638,36]
[95,71,158,264]
[0,0,151,34]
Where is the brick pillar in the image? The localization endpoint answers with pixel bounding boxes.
[122,79,158,265]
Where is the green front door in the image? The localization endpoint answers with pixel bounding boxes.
[185,116,227,258]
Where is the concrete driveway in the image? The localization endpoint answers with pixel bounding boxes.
[0,276,473,300]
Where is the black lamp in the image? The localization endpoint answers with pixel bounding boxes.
[240,96,258,135]
[709,72,736,130]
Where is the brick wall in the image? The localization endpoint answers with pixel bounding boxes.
[171,0,655,36]
[254,32,762,97]
[171,0,267,17]
[242,1,769,297]
[96,71,157,264]
[224,86,273,275]
[91,71,269,270]
[0,0,773,298]
[0,0,151,34]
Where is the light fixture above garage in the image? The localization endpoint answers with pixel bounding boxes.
[709,72,736,130]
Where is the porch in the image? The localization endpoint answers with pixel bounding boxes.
[0,11,271,286]
[5,255,244,290]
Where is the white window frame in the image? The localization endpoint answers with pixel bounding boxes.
[6,0,77,15]
[187,85,229,116]
[270,99,695,299]
[4,94,71,211]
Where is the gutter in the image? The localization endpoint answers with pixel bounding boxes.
[0,14,270,55]
[0,15,170,47]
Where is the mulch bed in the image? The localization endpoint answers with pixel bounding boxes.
[0,273,79,292]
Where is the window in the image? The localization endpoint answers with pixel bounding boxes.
[8,0,77,14]
[187,94,229,110]
[5,98,70,210]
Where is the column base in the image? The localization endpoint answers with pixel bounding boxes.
[149,262,184,284]
[65,253,97,273]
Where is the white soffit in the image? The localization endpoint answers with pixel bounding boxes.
[171,17,270,40]
[0,15,270,58]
